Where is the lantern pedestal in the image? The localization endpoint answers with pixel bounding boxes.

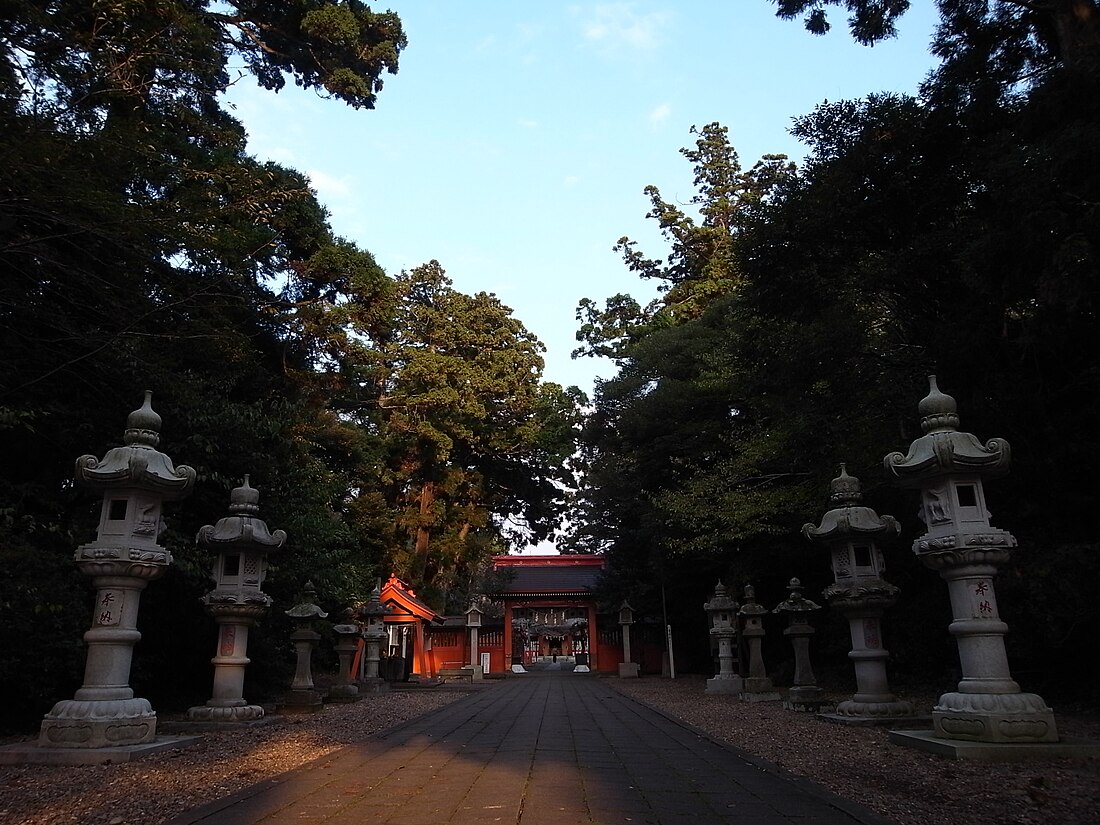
[40,572,161,748]
[618,662,640,678]
[923,551,1056,742]
[187,607,267,722]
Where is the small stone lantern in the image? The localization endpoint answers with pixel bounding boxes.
[803,464,913,722]
[703,583,741,694]
[884,376,1057,743]
[738,584,780,702]
[187,476,286,723]
[618,601,640,678]
[357,584,390,693]
[465,603,485,681]
[329,610,363,702]
[40,391,195,749]
[282,581,328,713]
[773,578,828,712]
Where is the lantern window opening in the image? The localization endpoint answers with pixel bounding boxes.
[956,483,977,508]
[223,554,241,578]
[109,499,128,520]
[853,544,873,568]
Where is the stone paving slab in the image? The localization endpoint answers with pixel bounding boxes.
[164,674,897,825]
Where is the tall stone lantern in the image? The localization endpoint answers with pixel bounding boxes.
[187,476,286,722]
[465,603,485,681]
[703,583,741,694]
[802,465,913,721]
[40,391,196,749]
[884,376,1057,743]
[618,601,640,678]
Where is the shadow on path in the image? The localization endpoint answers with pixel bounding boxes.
[165,672,896,825]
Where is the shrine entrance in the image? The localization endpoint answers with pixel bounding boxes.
[494,555,604,670]
[511,605,591,665]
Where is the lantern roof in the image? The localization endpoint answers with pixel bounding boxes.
[704,581,738,613]
[286,581,328,620]
[74,391,196,498]
[738,584,767,617]
[773,578,821,614]
[802,465,900,544]
[357,583,392,620]
[196,476,287,553]
[883,376,1010,487]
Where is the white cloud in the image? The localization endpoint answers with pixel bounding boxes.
[578,3,670,51]
[518,117,540,129]
[648,102,671,127]
[563,175,581,188]
[306,168,353,200]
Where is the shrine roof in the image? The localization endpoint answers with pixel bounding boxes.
[380,575,444,624]
[492,555,605,597]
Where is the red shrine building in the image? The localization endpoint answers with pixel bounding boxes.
[378,555,660,679]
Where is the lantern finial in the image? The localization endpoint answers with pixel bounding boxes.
[124,390,162,447]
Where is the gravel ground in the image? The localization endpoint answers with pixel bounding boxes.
[613,676,1100,825]
[0,677,1097,825]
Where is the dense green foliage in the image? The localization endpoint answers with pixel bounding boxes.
[0,2,579,731]
[572,6,1099,685]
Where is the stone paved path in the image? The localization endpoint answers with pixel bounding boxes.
[166,673,896,825]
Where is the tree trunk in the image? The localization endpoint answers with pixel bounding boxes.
[415,481,434,571]
[1050,0,1100,69]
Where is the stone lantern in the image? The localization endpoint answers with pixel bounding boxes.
[282,581,328,713]
[329,610,363,702]
[465,603,485,681]
[357,584,390,693]
[187,476,286,723]
[618,601,640,678]
[773,578,828,712]
[802,465,914,722]
[703,583,741,694]
[40,391,195,749]
[737,584,780,702]
[884,376,1057,743]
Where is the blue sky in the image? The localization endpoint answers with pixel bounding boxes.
[226,2,941,395]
